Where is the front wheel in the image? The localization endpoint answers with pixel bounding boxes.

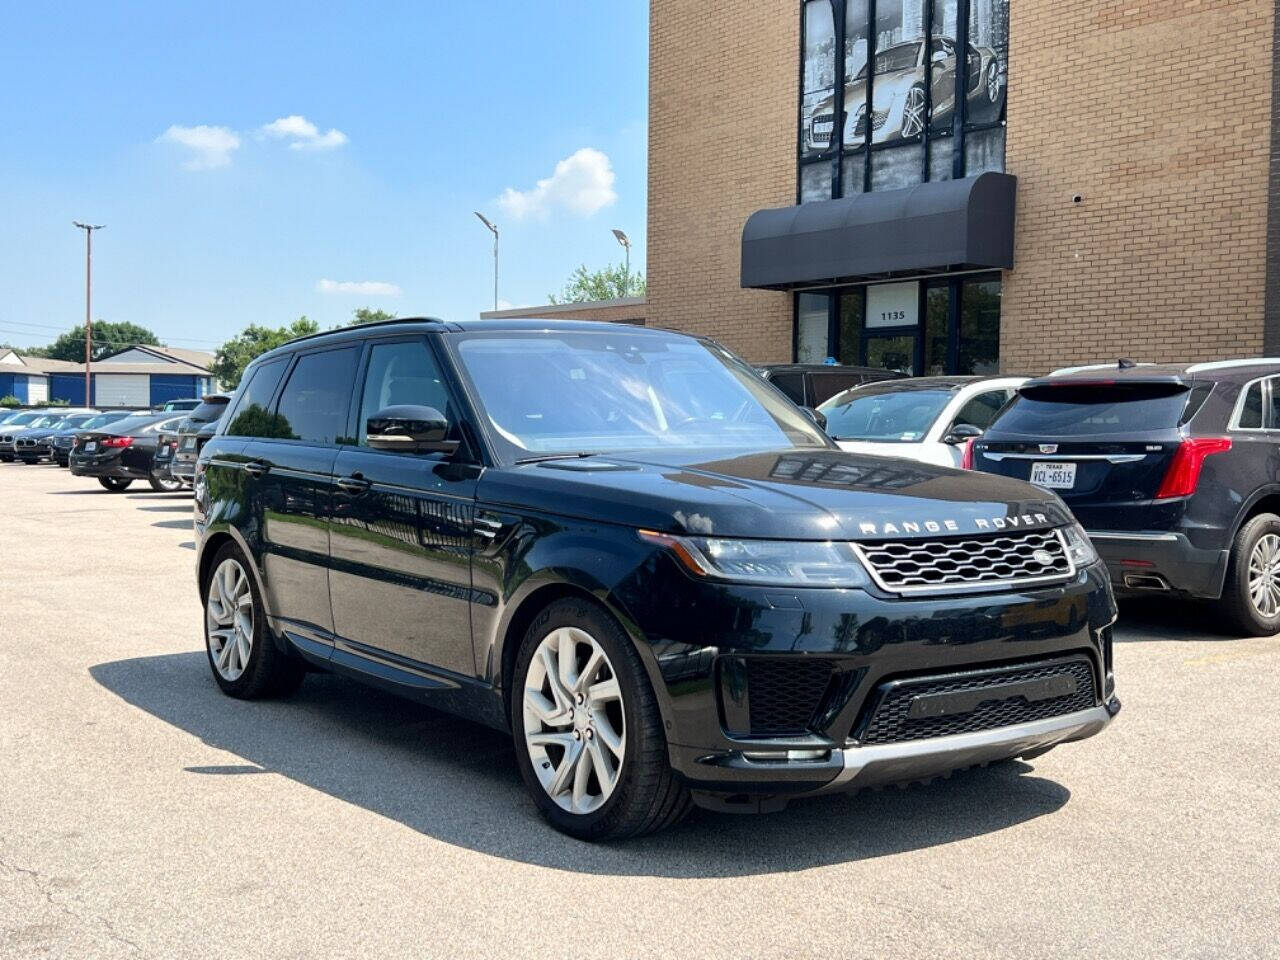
[511,598,691,841]
[149,474,184,492]
[1221,513,1280,636]
[98,477,133,492]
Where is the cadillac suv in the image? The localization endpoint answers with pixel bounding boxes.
[974,359,1280,635]
[195,318,1119,840]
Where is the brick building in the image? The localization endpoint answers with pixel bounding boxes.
[647,0,1279,374]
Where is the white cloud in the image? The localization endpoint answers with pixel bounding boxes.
[262,115,349,151]
[316,279,402,297]
[156,124,240,170]
[497,147,617,220]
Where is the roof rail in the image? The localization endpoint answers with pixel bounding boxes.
[1184,357,1280,373]
[279,316,448,348]
[1048,361,1156,376]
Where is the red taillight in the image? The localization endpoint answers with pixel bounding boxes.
[101,436,134,448]
[961,438,977,470]
[1154,437,1231,499]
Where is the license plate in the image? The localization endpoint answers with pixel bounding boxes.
[1031,461,1076,489]
[84,441,97,452]
[182,437,197,450]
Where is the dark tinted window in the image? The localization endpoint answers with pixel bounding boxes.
[98,414,166,434]
[189,397,230,423]
[1239,382,1264,429]
[996,383,1192,437]
[357,340,450,446]
[768,373,806,404]
[809,371,870,406]
[953,390,1011,431]
[225,358,289,437]
[274,347,360,444]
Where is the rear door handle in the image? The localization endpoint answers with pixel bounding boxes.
[243,460,269,477]
[336,474,371,494]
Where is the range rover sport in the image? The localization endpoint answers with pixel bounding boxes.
[194,318,1119,840]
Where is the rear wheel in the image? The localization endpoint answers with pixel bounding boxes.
[1221,513,1280,636]
[98,477,133,492]
[511,598,691,840]
[202,542,304,698]
[149,475,184,492]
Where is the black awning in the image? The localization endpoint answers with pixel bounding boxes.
[741,172,1016,290]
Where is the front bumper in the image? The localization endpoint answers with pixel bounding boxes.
[616,556,1118,799]
[1091,530,1228,599]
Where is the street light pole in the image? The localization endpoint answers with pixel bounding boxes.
[73,222,105,404]
[611,229,632,296]
[474,212,499,310]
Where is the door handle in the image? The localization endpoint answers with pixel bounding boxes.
[243,460,269,477]
[336,474,371,494]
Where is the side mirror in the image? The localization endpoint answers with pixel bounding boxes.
[932,50,948,63]
[942,423,983,445]
[804,407,828,431]
[366,405,458,455]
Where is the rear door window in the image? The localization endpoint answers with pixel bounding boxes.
[809,372,868,406]
[952,389,1011,431]
[1238,381,1265,429]
[996,383,1192,436]
[273,347,361,444]
[225,358,289,437]
[768,373,806,405]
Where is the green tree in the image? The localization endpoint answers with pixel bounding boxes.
[548,263,646,304]
[211,317,320,389]
[350,307,397,326]
[43,321,162,362]
[0,342,49,358]
[0,395,20,408]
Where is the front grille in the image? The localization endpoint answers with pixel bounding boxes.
[745,658,833,736]
[857,658,1098,745]
[853,109,890,136]
[855,528,1073,595]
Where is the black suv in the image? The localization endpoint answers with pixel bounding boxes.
[757,363,906,408]
[973,360,1280,634]
[195,318,1118,839]
[154,394,230,488]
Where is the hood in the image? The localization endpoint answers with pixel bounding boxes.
[478,448,1071,541]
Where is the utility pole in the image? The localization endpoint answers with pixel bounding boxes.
[612,229,632,296]
[73,222,105,403]
[474,212,499,310]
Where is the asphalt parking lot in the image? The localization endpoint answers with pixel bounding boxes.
[1,464,1277,960]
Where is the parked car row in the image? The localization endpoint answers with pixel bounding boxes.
[0,395,229,492]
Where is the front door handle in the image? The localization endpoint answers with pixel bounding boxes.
[336,474,371,494]
[243,460,269,477]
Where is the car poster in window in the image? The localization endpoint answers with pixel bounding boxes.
[801,0,837,159]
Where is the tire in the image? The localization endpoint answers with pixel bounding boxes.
[1220,513,1280,636]
[0,455,13,463]
[98,477,133,492]
[201,541,305,699]
[149,475,184,492]
[511,597,692,841]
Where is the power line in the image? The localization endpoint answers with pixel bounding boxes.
[0,317,221,346]
[0,330,217,353]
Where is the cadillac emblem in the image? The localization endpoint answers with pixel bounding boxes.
[1038,443,1058,454]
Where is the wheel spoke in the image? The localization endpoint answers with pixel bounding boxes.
[548,740,582,797]
[527,731,576,750]
[596,715,624,759]
[574,648,604,694]
[555,629,580,694]
[587,738,614,792]
[588,676,620,704]
[538,645,571,712]
[572,742,594,811]
[524,688,568,726]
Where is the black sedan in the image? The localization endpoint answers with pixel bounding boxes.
[50,411,133,466]
[154,395,230,488]
[70,413,188,491]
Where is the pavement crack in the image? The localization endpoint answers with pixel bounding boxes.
[0,850,142,954]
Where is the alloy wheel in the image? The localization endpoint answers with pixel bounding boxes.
[522,626,626,815]
[987,62,1000,103]
[1248,533,1280,618]
[206,558,254,681]
[900,86,926,138]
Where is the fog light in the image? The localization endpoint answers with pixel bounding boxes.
[742,748,831,763]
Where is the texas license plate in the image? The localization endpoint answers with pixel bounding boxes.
[182,437,197,450]
[1031,461,1076,489]
[84,441,97,452]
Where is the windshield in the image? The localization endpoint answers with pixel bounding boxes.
[818,388,954,442]
[451,332,828,460]
[58,415,95,429]
[31,415,66,428]
[855,42,921,79]
[6,412,44,426]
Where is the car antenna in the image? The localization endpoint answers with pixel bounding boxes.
[1117,358,1137,369]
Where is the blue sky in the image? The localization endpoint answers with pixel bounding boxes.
[0,1,649,353]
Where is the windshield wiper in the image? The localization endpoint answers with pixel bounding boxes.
[514,452,602,465]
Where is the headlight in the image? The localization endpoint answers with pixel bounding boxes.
[639,530,871,588]
[1060,523,1098,567]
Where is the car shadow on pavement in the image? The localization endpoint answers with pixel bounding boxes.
[1114,598,1246,642]
[151,518,194,530]
[125,492,191,500]
[136,504,193,513]
[91,652,1072,876]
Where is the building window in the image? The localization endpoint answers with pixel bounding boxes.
[797,0,1007,202]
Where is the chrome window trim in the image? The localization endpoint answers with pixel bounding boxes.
[1227,373,1279,432]
[1088,531,1180,542]
[979,452,1147,463]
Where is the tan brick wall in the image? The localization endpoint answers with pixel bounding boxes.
[1002,0,1274,372]
[648,0,795,362]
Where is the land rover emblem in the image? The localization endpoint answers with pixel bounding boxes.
[1033,549,1055,565]
[1039,443,1058,454]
